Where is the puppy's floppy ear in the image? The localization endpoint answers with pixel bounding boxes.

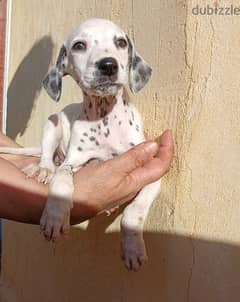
[126,36,152,94]
[43,45,68,102]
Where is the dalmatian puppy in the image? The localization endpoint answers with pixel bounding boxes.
[0,19,161,271]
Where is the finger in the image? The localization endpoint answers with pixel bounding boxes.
[129,130,174,188]
[109,141,159,174]
[156,129,174,160]
[97,193,136,215]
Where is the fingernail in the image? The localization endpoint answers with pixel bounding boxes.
[144,141,158,153]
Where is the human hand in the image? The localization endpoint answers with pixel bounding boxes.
[0,130,173,225]
[71,130,174,222]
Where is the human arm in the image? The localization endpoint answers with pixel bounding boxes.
[0,130,174,225]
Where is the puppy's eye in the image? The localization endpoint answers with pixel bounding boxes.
[72,41,87,51]
[115,38,127,49]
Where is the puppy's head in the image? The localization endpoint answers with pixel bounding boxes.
[43,18,152,101]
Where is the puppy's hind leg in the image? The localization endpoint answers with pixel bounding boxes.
[23,114,63,184]
[120,180,161,271]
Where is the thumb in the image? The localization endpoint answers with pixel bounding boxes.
[129,129,174,189]
[110,141,159,174]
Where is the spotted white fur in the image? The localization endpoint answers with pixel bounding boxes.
[0,19,160,271]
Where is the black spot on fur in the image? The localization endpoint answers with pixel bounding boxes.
[56,45,67,69]
[95,141,100,146]
[98,124,101,129]
[80,139,85,143]
[134,75,140,83]
[129,120,133,126]
[78,147,82,151]
[132,55,141,69]
[114,115,117,119]
[100,108,107,118]
[130,142,135,147]
[118,121,122,125]
[89,136,96,141]
[104,128,110,137]
[112,152,118,157]
[103,117,108,126]
[50,80,59,95]
[83,132,88,137]
[131,111,135,120]
[90,128,96,132]
[138,65,147,81]
[136,125,140,132]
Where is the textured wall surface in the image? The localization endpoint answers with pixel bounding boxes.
[1,0,240,301]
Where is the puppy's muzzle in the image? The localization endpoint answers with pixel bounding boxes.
[97,57,118,76]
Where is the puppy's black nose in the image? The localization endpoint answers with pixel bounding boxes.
[98,57,118,76]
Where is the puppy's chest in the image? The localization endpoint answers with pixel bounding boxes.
[71,107,144,155]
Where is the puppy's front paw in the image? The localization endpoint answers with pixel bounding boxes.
[21,163,40,178]
[121,233,148,271]
[21,163,55,184]
[40,196,72,242]
[37,167,55,184]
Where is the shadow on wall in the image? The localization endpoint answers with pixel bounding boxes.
[2,211,240,302]
[6,36,54,139]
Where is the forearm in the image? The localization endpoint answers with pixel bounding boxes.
[0,157,45,223]
[0,133,98,224]
[0,131,173,225]
[0,157,98,225]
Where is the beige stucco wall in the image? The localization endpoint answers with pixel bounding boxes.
[1,0,240,301]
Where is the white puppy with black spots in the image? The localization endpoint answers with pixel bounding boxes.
[0,19,161,271]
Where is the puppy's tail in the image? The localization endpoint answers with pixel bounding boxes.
[0,147,41,157]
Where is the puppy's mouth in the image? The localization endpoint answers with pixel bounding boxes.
[91,78,122,94]
[94,81,121,90]
[81,73,123,95]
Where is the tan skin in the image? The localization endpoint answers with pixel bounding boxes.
[0,130,174,225]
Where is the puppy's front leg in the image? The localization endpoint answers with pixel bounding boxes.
[40,147,110,241]
[22,114,63,184]
[40,165,74,241]
[121,180,161,271]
